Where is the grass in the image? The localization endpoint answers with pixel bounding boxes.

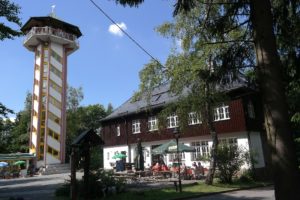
[55,181,270,200]
[107,181,270,200]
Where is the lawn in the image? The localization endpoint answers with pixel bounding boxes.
[104,181,268,200]
[55,181,269,200]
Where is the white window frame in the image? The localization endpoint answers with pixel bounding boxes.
[191,141,210,161]
[167,113,179,128]
[132,119,141,134]
[148,116,158,131]
[116,125,120,136]
[214,105,230,121]
[188,112,201,125]
[219,137,238,147]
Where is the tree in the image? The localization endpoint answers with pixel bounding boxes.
[0,102,14,153]
[9,92,31,153]
[106,103,114,115]
[67,86,84,112]
[0,0,23,40]
[111,0,300,198]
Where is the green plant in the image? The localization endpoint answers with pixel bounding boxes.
[216,144,249,184]
[55,169,125,198]
[238,169,255,183]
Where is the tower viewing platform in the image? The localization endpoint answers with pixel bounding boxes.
[21,16,82,55]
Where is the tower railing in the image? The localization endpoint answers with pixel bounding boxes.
[24,26,79,46]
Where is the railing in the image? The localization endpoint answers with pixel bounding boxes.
[24,26,79,46]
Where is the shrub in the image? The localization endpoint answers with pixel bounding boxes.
[55,169,125,198]
[238,169,255,183]
[216,144,249,184]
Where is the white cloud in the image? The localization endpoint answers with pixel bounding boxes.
[108,22,127,37]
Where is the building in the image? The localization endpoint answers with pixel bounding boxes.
[21,16,82,166]
[101,78,267,173]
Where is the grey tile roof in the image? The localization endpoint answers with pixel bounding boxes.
[102,75,248,122]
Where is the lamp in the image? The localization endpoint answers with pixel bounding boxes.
[173,127,182,192]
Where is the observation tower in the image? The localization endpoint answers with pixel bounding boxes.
[21,15,82,166]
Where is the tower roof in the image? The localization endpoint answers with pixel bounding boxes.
[21,16,82,37]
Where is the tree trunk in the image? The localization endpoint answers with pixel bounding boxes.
[250,0,300,199]
[204,81,218,185]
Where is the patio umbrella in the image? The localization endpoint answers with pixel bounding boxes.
[112,153,127,159]
[13,160,26,166]
[0,161,8,167]
[152,140,196,155]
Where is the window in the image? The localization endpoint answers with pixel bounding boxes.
[219,137,238,147]
[132,120,140,134]
[48,128,60,141]
[47,146,59,158]
[188,112,201,125]
[49,80,62,93]
[48,112,60,124]
[247,101,255,119]
[168,152,185,162]
[107,152,110,160]
[191,141,210,161]
[167,113,179,128]
[213,105,230,121]
[49,96,61,109]
[116,125,120,136]
[148,116,158,131]
[51,49,62,63]
[50,64,62,78]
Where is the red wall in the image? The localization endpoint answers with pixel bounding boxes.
[102,99,249,147]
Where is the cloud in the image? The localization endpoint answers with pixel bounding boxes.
[108,22,127,37]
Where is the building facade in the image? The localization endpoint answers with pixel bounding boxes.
[101,81,267,172]
[21,16,81,166]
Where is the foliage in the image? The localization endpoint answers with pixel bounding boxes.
[9,92,31,153]
[55,169,125,198]
[66,86,107,165]
[106,103,114,115]
[0,102,13,118]
[0,118,14,153]
[90,146,103,170]
[238,169,255,183]
[0,0,23,40]
[67,86,84,112]
[216,144,249,184]
[112,0,300,197]
[0,93,31,153]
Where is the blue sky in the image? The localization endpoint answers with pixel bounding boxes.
[0,0,176,115]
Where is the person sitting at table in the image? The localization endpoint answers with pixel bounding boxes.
[161,164,169,171]
[181,163,188,179]
[151,162,161,172]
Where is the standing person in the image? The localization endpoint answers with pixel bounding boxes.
[197,162,204,175]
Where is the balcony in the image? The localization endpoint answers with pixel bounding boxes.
[24,26,79,54]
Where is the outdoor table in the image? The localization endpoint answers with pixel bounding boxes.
[156,171,172,178]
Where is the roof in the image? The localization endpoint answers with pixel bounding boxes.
[102,74,251,122]
[0,153,35,161]
[71,129,104,147]
[21,16,82,37]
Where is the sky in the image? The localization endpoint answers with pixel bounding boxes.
[0,0,176,116]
